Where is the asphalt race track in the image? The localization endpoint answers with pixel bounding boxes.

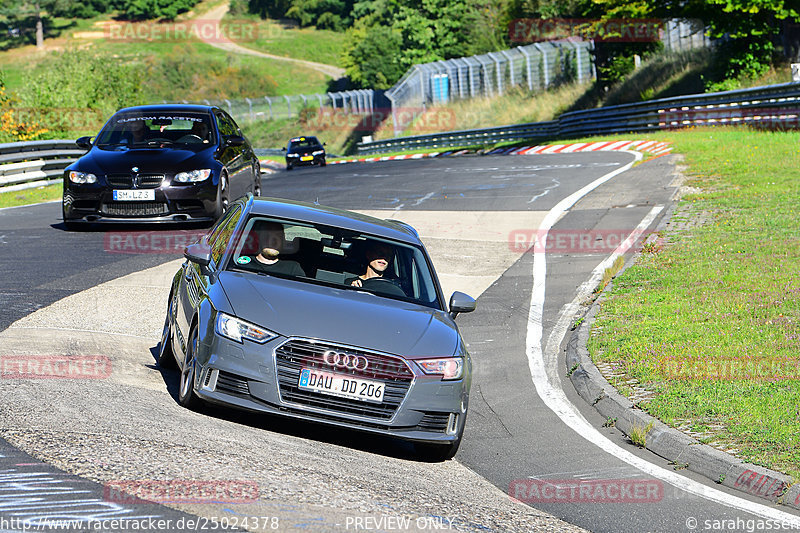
[1,153,798,532]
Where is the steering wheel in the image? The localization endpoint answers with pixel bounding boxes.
[359,277,406,297]
[177,134,203,143]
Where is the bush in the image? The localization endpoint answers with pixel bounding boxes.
[17,49,144,136]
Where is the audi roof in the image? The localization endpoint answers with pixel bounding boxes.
[247,196,421,244]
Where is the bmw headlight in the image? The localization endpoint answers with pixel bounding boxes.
[312,150,324,156]
[174,169,211,183]
[416,357,464,380]
[286,153,299,158]
[68,171,97,184]
[215,313,277,344]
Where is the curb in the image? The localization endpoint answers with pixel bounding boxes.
[566,281,800,511]
[327,141,672,166]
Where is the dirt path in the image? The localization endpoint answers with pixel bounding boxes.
[201,3,345,79]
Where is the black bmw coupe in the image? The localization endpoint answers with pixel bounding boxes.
[62,104,261,228]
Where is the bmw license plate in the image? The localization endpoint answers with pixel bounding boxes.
[300,156,313,161]
[298,368,384,403]
[113,190,155,201]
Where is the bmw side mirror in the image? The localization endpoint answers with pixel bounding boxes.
[449,291,476,319]
[76,136,92,149]
[225,135,245,147]
[184,242,211,268]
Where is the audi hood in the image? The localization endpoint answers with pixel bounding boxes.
[218,272,459,358]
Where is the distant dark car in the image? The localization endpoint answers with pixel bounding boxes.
[159,195,477,460]
[62,104,261,228]
[283,136,325,170]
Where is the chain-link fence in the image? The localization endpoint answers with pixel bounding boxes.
[385,41,595,136]
[165,89,388,123]
[661,19,710,52]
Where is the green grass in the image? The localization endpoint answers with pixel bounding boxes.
[222,12,346,67]
[0,183,61,209]
[586,127,800,479]
[0,17,332,104]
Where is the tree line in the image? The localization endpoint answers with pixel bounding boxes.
[236,0,799,92]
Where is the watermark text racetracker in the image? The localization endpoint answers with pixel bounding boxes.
[509,478,664,503]
[105,230,206,255]
[104,20,261,43]
[509,228,651,254]
[104,479,259,505]
[660,357,800,381]
[509,18,667,43]
[1,355,111,379]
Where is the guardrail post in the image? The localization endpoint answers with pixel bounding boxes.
[571,42,583,84]
[518,46,533,91]
[264,96,273,119]
[489,52,504,96]
[501,50,515,88]
[284,95,291,118]
[533,43,549,88]
[316,93,324,112]
[387,93,400,138]
[245,98,253,121]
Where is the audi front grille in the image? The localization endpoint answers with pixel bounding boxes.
[275,339,414,420]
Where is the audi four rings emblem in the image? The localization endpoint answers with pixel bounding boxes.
[323,350,369,371]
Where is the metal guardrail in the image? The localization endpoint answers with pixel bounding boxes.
[357,81,800,155]
[0,140,84,192]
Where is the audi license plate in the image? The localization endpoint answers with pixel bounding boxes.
[298,368,384,403]
[300,156,313,161]
[113,190,155,201]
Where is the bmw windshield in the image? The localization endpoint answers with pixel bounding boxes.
[225,216,443,310]
[94,112,215,150]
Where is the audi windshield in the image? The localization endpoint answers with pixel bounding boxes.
[225,216,443,309]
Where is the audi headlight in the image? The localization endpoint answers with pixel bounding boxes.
[312,150,324,156]
[416,357,464,380]
[174,169,211,183]
[68,171,97,184]
[215,313,277,344]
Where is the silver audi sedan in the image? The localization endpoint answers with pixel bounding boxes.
[158,194,476,460]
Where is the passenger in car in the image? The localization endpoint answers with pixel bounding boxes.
[239,222,305,277]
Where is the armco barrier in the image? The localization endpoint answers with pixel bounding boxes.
[357,81,800,155]
[0,140,85,192]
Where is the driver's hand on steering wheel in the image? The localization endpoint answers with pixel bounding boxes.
[350,278,363,287]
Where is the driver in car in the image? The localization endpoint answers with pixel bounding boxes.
[346,242,404,296]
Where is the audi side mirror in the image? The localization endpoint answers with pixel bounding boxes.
[184,242,211,268]
[449,291,476,319]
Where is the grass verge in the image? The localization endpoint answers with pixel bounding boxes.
[221,12,346,67]
[0,183,61,209]
[586,127,800,479]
